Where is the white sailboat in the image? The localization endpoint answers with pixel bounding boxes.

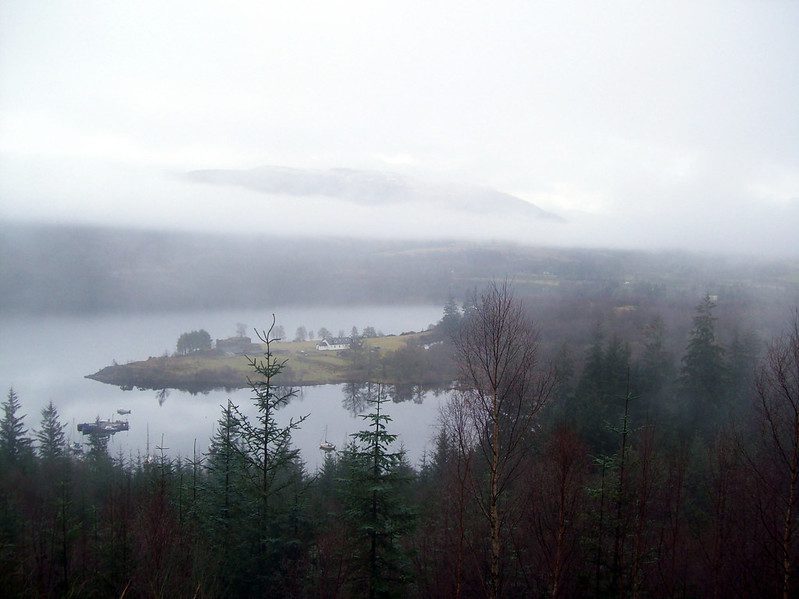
[319,426,335,452]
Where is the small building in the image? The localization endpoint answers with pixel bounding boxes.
[316,337,351,351]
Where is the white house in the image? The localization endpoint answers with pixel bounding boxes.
[316,337,351,351]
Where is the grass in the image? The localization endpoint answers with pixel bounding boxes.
[93,332,433,388]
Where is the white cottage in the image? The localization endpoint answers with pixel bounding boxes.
[316,337,351,351]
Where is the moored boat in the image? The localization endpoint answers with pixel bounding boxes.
[77,418,130,436]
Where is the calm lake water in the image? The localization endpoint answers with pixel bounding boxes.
[0,305,448,471]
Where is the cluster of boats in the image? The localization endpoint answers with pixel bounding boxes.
[77,409,131,436]
[76,409,341,454]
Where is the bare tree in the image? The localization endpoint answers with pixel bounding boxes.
[521,427,589,599]
[439,394,478,599]
[745,312,799,599]
[454,281,556,598]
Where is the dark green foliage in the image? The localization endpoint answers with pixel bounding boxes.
[727,327,760,413]
[219,318,310,595]
[2,301,798,597]
[86,432,111,468]
[176,329,213,355]
[573,329,634,452]
[203,401,250,591]
[640,316,674,394]
[679,295,728,436]
[36,401,66,461]
[637,315,676,421]
[340,390,416,598]
[0,388,31,464]
[437,295,463,341]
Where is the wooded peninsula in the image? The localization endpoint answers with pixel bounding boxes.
[86,331,456,391]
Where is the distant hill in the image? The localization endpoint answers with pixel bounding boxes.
[186,165,564,221]
[1,221,797,314]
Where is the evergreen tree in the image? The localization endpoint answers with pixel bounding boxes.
[638,315,675,418]
[727,327,760,413]
[204,400,253,594]
[574,330,632,452]
[438,295,462,340]
[36,401,66,461]
[0,388,31,463]
[576,324,606,411]
[679,295,727,436]
[228,317,309,593]
[340,388,415,598]
[640,316,675,395]
[86,432,111,469]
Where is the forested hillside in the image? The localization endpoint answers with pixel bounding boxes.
[3,284,799,597]
[2,222,797,313]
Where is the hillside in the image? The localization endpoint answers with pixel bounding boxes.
[2,221,798,314]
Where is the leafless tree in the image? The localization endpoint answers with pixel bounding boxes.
[454,281,557,598]
[439,393,478,599]
[745,312,799,599]
[523,427,589,598]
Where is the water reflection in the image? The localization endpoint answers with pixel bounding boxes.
[155,388,170,406]
[120,382,229,395]
[342,381,451,413]
[342,381,376,415]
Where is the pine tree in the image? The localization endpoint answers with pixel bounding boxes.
[226,316,309,593]
[638,315,675,423]
[204,400,251,594]
[640,316,674,394]
[438,295,463,340]
[574,330,632,452]
[36,401,66,460]
[340,387,415,599]
[0,388,32,463]
[679,295,727,436]
[86,431,111,468]
[727,327,760,413]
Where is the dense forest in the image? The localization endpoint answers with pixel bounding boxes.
[2,282,799,598]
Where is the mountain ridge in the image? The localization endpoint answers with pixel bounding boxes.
[186,165,564,221]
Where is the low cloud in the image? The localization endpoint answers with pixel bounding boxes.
[185,166,564,222]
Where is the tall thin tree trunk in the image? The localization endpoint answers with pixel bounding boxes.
[490,390,501,599]
[782,422,798,599]
[611,389,632,597]
[595,462,607,596]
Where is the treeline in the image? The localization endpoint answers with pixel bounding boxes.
[2,221,797,314]
[2,286,799,597]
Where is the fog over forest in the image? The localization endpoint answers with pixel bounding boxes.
[1,1,798,255]
[2,2,799,598]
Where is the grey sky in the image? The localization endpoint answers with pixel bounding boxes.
[1,1,797,255]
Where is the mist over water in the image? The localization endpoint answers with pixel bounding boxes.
[1,2,797,255]
[0,305,445,469]
[2,4,799,596]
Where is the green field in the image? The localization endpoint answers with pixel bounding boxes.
[87,333,434,390]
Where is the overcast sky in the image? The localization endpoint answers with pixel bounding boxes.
[1,1,797,255]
